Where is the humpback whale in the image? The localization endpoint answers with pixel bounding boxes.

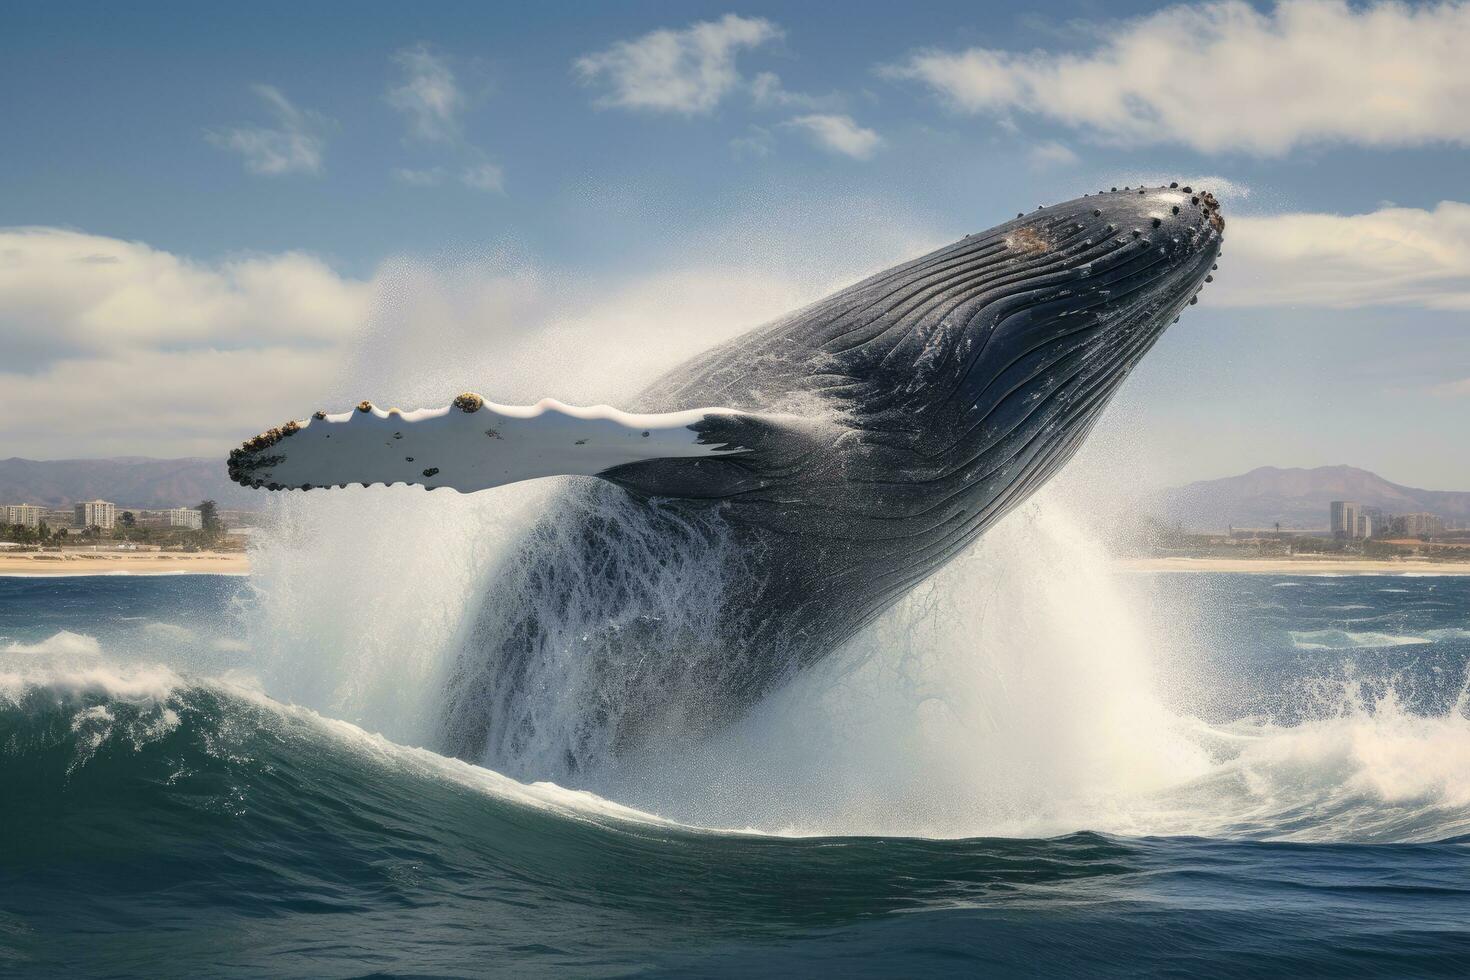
[230,184,1224,774]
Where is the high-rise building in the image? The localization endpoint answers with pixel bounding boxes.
[2,504,44,528]
[1361,507,1389,537]
[1397,512,1444,537]
[167,507,203,530]
[73,499,117,530]
[1330,501,1361,539]
[1356,513,1373,539]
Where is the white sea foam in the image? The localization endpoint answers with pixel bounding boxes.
[1289,629,1434,651]
[1141,682,1470,843]
[0,660,181,705]
[3,630,103,657]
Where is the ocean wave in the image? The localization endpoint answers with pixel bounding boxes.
[0,663,678,832]
[4,659,1466,848]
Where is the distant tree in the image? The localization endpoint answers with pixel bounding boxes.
[196,500,221,543]
[121,511,136,529]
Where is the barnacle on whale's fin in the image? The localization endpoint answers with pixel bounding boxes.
[227,393,778,494]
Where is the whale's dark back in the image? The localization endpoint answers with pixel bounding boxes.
[443,187,1223,772]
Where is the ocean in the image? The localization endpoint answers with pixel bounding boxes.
[3,502,1469,977]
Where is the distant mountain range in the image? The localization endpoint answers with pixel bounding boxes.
[0,457,260,510]
[1156,465,1470,531]
[4,457,1466,528]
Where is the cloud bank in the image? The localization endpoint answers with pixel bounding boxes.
[886,0,1470,154]
[0,228,371,458]
[5,198,1467,457]
[1222,201,1470,310]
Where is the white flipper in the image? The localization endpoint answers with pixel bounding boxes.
[228,393,754,493]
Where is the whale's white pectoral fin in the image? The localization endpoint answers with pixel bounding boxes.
[228,392,756,493]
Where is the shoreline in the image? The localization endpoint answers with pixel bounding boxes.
[3,552,1467,579]
[0,552,250,577]
[1118,557,1470,575]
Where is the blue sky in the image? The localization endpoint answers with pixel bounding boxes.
[1,1,1467,488]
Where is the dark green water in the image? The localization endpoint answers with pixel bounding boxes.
[3,574,1469,977]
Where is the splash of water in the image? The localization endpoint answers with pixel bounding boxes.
[593,494,1216,837]
[441,480,751,779]
[225,251,1469,844]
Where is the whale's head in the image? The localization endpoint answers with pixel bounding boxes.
[805,184,1224,461]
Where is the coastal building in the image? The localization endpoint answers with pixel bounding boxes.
[1329,501,1361,539]
[1397,512,1445,537]
[1361,507,1390,537]
[73,499,117,530]
[2,504,44,528]
[167,507,203,530]
[1356,513,1373,539]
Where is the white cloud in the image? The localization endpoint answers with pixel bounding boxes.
[730,125,776,159]
[782,114,883,159]
[207,85,327,176]
[0,227,371,370]
[1027,140,1079,170]
[0,226,371,458]
[460,163,505,193]
[1220,201,1470,309]
[392,166,447,186]
[392,164,504,192]
[749,71,843,111]
[0,346,347,459]
[885,0,1470,154]
[575,14,781,114]
[388,43,464,142]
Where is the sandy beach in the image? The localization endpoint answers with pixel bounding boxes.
[1119,556,1470,575]
[0,551,250,576]
[5,551,1466,578]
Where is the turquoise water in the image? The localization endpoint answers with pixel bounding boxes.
[3,572,1469,977]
